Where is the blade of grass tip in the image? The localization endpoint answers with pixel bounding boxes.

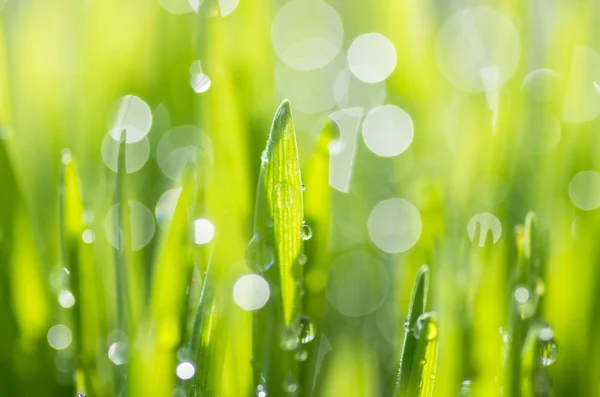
[520,321,557,397]
[129,165,197,397]
[395,265,430,397]
[248,100,305,395]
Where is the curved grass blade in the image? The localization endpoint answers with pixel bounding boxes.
[406,313,438,397]
[395,265,430,397]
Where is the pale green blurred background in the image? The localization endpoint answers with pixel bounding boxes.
[1,0,600,396]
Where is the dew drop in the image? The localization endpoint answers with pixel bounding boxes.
[539,327,558,367]
[58,290,75,308]
[298,253,308,265]
[257,384,267,397]
[459,380,471,396]
[274,183,295,209]
[246,235,275,272]
[403,319,410,331]
[301,224,313,240]
[176,361,196,380]
[301,184,306,191]
[283,374,298,393]
[513,285,536,319]
[280,327,300,351]
[297,315,316,344]
[295,348,308,362]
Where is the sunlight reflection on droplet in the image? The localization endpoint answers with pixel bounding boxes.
[108,95,153,143]
[193,218,215,245]
[333,69,386,110]
[326,251,389,317]
[155,188,183,225]
[436,6,520,92]
[348,33,397,83]
[276,55,345,114]
[157,125,214,180]
[176,361,195,380]
[47,324,72,350]
[368,198,421,253]
[101,134,150,173]
[104,201,156,251]
[58,290,75,308]
[191,73,211,93]
[271,0,343,71]
[82,229,96,244]
[467,213,502,246]
[569,171,600,210]
[108,341,129,365]
[522,69,561,103]
[362,105,413,157]
[233,274,270,311]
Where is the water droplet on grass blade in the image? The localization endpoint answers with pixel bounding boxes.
[283,374,298,393]
[301,224,312,240]
[58,290,75,308]
[297,315,316,344]
[539,327,558,366]
[459,380,472,396]
[513,285,536,319]
[295,348,308,362]
[246,235,275,272]
[298,253,307,265]
[257,384,267,397]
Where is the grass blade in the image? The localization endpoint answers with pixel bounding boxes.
[395,265,430,397]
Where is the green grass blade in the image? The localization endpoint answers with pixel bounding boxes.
[395,265,430,397]
[406,313,438,397]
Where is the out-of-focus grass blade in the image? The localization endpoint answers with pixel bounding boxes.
[395,265,430,397]
[58,152,104,396]
[129,166,197,397]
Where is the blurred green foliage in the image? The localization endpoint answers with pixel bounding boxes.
[1,0,600,396]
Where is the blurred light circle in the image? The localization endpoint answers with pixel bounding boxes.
[362,105,414,157]
[101,134,150,173]
[193,218,215,245]
[176,361,196,380]
[368,198,421,253]
[326,251,390,317]
[191,73,211,93]
[82,229,96,244]
[467,213,502,246]
[522,113,561,155]
[333,69,386,110]
[58,290,75,308]
[569,171,600,210]
[522,69,561,103]
[157,125,214,180]
[271,0,343,71]
[108,95,153,143]
[219,0,239,16]
[158,0,195,14]
[233,274,270,311]
[155,188,183,224]
[104,201,156,251]
[275,55,345,114]
[435,6,520,92]
[561,46,600,123]
[108,341,129,365]
[347,33,397,83]
[47,324,72,350]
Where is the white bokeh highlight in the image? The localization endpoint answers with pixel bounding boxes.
[108,95,153,143]
[101,134,150,173]
[193,218,215,245]
[368,198,422,253]
[47,324,72,350]
[233,274,270,311]
[348,33,397,83]
[271,0,344,71]
[362,105,414,157]
[104,201,156,251]
[569,171,600,211]
[467,213,502,246]
[157,125,213,180]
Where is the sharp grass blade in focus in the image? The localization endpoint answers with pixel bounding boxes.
[395,265,432,397]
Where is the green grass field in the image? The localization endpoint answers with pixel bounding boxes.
[1,0,600,396]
